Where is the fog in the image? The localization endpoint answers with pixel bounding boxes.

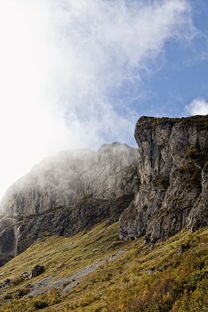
[0,0,194,196]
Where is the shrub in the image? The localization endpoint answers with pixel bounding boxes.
[33,300,49,309]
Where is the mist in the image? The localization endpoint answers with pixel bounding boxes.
[0,0,194,197]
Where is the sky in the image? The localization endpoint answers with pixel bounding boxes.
[0,0,208,197]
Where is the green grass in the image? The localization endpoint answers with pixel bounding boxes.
[0,222,208,311]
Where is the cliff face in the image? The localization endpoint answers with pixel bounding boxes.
[119,115,208,242]
[0,143,139,263]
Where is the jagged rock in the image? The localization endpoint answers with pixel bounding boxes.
[120,115,208,242]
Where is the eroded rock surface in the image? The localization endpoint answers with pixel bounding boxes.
[119,115,208,242]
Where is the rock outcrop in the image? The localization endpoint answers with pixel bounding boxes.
[0,143,139,262]
[119,115,208,242]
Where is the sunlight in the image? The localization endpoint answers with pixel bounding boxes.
[0,1,69,195]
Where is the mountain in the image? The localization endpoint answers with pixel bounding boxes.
[0,142,139,265]
[0,115,208,311]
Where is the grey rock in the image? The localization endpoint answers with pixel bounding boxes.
[119,115,208,242]
[29,265,45,279]
[27,250,126,297]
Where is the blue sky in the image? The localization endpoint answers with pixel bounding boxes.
[142,0,208,117]
[111,0,208,121]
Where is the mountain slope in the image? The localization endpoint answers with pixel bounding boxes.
[0,221,208,311]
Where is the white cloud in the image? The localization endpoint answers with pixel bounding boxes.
[0,0,195,196]
[186,98,208,115]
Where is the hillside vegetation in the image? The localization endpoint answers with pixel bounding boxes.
[0,221,208,312]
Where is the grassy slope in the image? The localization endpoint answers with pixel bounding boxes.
[0,222,208,312]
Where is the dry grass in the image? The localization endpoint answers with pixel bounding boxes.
[0,222,208,311]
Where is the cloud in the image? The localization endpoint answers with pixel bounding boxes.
[0,0,195,195]
[186,98,208,115]
[47,0,195,145]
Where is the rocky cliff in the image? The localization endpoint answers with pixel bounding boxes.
[1,115,208,266]
[120,115,208,242]
[0,143,139,265]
